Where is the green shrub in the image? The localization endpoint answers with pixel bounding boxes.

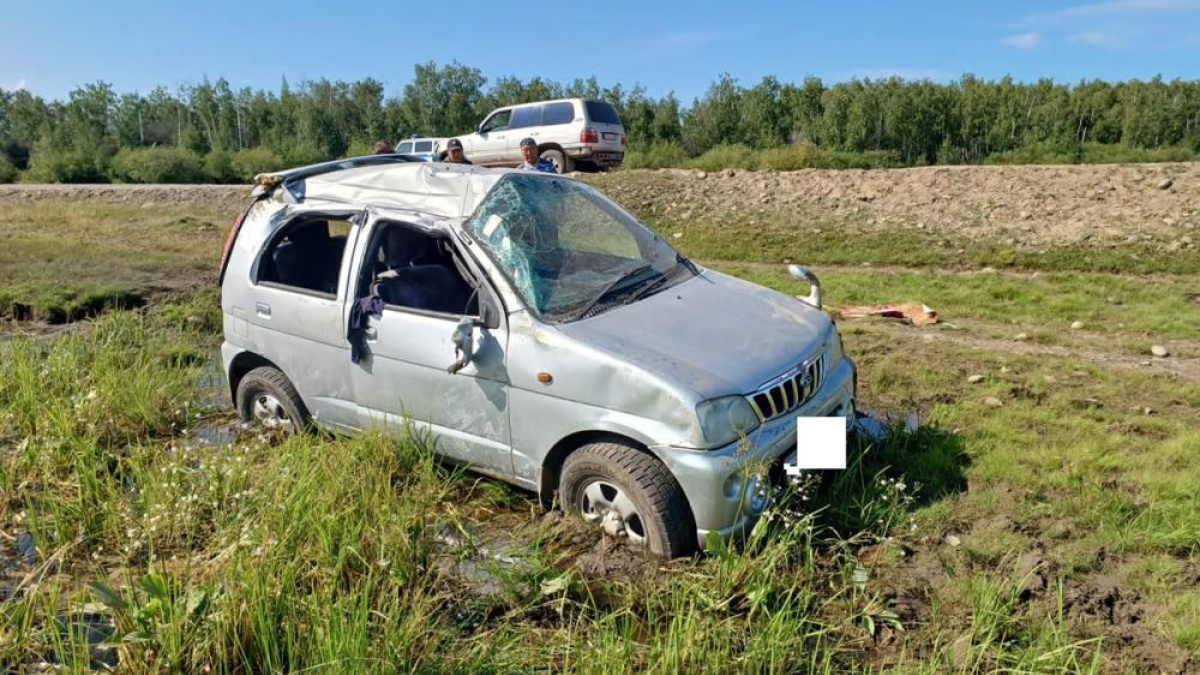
[25,147,109,183]
[344,139,376,158]
[0,156,17,183]
[757,143,828,171]
[111,146,208,184]
[822,149,903,169]
[282,144,329,168]
[624,140,689,169]
[229,148,284,182]
[1080,143,1197,164]
[684,144,758,172]
[203,148,237,183]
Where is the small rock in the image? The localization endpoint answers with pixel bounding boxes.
[1000,366,1012,374]
[944,533,962,547]
[1043,375,1057,384]
[1014,333,1028,341]
[672,232,683,239]
[1150,345,1169,358]
[983,396,1004,408]
[967,374,985,384]
[1158,178,1173,190]
[1070,321,1085,330]
[947,635,972,669]
[696,171,707,179]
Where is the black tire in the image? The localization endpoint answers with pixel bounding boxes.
[540,148,572,174]
[235,366,310,433]
[559,442,696,558]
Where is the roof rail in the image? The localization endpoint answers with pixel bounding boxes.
[252,154,424,195]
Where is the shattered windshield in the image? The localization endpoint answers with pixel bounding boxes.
[466,173,690,321]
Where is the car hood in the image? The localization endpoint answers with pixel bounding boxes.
[556,269,832,400]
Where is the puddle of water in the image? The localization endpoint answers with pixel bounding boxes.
[53,611,119,670]
[854,410,919,442]
[188,422,249,447]
[434,525,533,597]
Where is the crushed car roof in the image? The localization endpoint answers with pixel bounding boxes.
[282,162,519,219]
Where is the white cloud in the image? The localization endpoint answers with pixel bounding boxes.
[1002,31,1042,48]
[1068,30,1127,47]
[1039,0,1200,20]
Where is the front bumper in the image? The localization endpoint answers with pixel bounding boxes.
[651,356,858,545]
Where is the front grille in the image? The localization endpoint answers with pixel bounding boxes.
[747,353,825,422]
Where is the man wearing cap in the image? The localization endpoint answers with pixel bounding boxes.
[517,137,557,173]
[442,138,472,164]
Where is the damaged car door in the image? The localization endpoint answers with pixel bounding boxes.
[349,215,514,478]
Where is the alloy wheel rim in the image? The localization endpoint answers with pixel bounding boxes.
[577,479,646,545]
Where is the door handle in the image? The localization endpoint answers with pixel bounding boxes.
[364,327,378,341]
[255,302,271,319]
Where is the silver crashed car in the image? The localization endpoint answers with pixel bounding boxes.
[218,156,857,557]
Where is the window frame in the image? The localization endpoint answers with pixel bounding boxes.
[481,109,512,133]
[253,211,360,299]
[357,219,501,325]
[509,104,543,130]
[541,102,575,126]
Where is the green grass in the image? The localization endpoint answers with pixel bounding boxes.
[1,196,1198,672]
[0,202,229,321]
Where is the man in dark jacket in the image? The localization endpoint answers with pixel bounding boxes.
[442,138,472,164]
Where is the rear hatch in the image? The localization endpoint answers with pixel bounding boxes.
[584,100,625,152]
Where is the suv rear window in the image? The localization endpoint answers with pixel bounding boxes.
[510,105,542,129]
[397,142,413,153]
[542,102,575,126]
[414,140,433,152]
[585,101,621,125]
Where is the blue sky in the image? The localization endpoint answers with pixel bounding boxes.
[2,0,1198,102]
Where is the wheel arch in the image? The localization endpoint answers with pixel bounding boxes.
[226,351,283,405]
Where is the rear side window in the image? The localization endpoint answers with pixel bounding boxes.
[542,102,574,126]
[414,140,433,152]
[585,101,621,125]
[397,142,413,153]
[256,218,351,296]
[510,105,542,129]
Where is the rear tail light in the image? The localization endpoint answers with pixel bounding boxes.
[580,128,599,144]
[218,211,247,285]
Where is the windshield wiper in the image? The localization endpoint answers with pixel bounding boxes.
[563,264,656,321]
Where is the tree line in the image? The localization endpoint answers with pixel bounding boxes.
[1,61,1198,183]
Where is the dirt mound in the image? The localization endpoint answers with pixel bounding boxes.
[0,183,249,215]
[591,163,1200,248]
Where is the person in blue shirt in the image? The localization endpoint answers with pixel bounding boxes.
[517,137,557,173]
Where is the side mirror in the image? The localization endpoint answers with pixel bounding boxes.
[787,264,822,309]
[446,317,476,374]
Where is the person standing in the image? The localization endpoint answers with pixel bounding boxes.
[516,137,556,173]
[372,140,394,155]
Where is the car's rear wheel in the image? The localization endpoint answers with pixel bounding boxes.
[540,148,572,174]
[235,366,309,433]
[559,442,696,558]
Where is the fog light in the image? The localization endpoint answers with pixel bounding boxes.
[723,474,741,499]
[746,476,769,514]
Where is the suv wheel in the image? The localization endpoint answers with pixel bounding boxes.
[559,442,696,558]
[235,366,309,433]
[540,148,573,174]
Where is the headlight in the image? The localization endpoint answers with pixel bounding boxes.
[696,395,760,448]
[827,328,845,365]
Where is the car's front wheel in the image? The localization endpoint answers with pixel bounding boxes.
[235,366,309,433]
[559,442,696,558]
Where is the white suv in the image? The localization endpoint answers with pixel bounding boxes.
[457,98,626,173]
